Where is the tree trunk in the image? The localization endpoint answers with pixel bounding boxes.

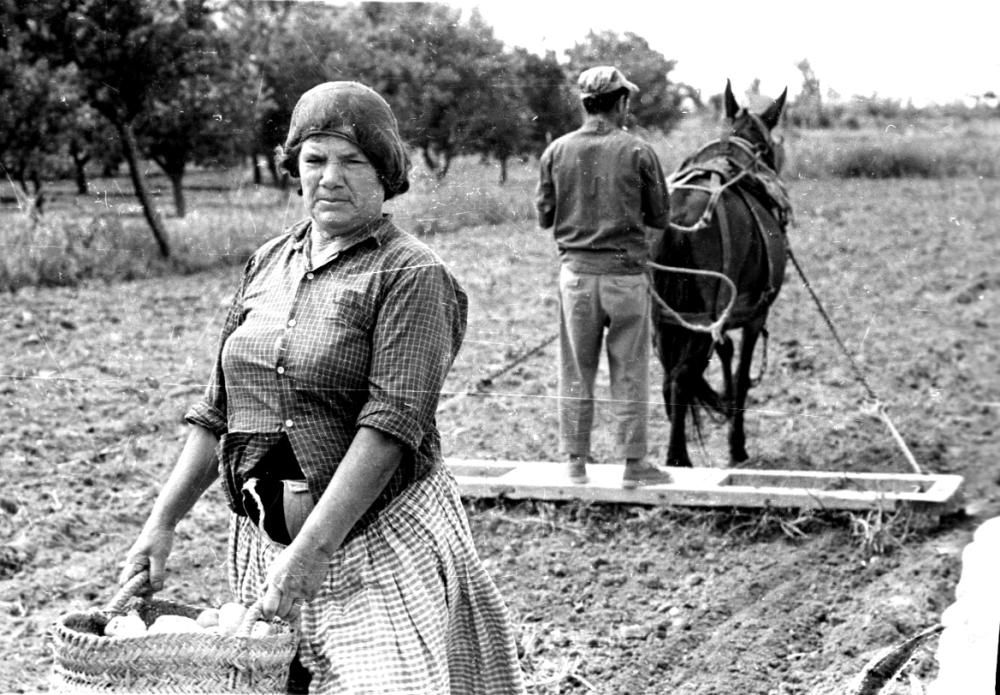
[14,174,43,220]
[251,153,262,186]
[73,160,89,195]
[421,146,438,175]
[499,156,508,185]
[168,171,186,218]
[266,153,287,190]
[69,140,90,195]
[116,120,171,258]
[438,150,452,180]
[29,171,45,216]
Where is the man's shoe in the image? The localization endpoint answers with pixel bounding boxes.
[622,461,672,489]
[566,456,589,484]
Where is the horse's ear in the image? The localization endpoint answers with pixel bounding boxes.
[760,88,787,129]
[724,79,740,120]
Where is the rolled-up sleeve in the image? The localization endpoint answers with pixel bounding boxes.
[356,261,467,451]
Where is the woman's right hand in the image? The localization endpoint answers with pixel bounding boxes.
[114,425,221,593]
[118,524,176,593]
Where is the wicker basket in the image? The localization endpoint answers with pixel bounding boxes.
[51,571,298,693]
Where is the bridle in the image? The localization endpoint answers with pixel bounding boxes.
[729,108,780,170]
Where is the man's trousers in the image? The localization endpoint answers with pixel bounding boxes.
[557,265,649,460]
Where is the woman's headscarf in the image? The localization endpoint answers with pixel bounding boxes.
[279,81,410,200]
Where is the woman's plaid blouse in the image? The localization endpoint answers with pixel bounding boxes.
[185,215,468,535]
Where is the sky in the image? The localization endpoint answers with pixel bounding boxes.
[455,0,1000,106]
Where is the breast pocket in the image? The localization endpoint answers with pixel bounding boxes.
[323,289,372,332]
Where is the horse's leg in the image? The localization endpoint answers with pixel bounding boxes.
[656,326,694,468]
[730,319,764,463]
[666,369,692,467]
[661,330,719,468]
[715,335,735,412]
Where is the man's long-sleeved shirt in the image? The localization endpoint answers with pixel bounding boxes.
[536,119,669,274]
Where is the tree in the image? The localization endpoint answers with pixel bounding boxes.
[360,3,521,180]
[221,0,314,188]
[788,59,826,128]
[137,24,265,217]
[359,3,462,178]
[55,64,111,195]
[0,3,119,206]
[0,36,62,216]
[22,0,229,257]
[447,11,540,183]
[564,30,684,132]
[512,48,579,152]
[460,50,530,183]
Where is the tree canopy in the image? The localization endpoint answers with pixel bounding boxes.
[1,1,694,251]
[564,30,685,132]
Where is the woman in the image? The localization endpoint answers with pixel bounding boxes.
[119,81,525,694]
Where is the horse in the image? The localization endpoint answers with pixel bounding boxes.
[649,80,790,468]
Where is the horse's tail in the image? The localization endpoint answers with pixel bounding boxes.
[689,373,728,419]
[657,325,729,422]
[685,373,727,456]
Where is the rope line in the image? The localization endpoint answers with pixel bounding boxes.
[437,333,557,412]
[644,261,736,343]
[787,247,925,475]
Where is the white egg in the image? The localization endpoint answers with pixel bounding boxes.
[249,621,275,638]
[104,612,147,638]
[218,602,249,636]
[147,615,204,634]
[196,607,220,629]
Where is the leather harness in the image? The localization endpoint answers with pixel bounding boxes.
[652,133,791,334]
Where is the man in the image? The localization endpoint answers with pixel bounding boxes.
[536,65,672,488]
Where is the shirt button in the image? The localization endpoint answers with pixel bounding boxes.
[284,419,294,428]
[276,366,285,375]
[306,272,314,280]
[287,318,297,328]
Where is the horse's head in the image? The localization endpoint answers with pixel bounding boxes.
[723,80,787,172]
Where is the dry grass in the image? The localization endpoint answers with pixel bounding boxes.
[782,118,1000,180]
[3,117,999,292]
[648,114,1000,180]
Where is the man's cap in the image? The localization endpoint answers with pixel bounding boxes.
[577,66,639,98]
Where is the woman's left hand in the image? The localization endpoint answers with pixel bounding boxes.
[260,542,331,621]
[258,428,404,622]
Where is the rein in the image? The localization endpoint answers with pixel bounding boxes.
[644,261,737,343]
[666,137,764,234]
[740,110,778,164]
[651,135,775,342]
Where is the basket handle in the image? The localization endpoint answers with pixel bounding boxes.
[104,569,153,615]
[104,574,281,635]
[234,600,266,637]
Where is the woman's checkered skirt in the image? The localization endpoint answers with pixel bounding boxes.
[228,465,526,694]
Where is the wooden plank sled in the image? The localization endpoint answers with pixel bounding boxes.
[445,458,965,514]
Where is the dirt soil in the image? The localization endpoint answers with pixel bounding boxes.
[1,177,998,694]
